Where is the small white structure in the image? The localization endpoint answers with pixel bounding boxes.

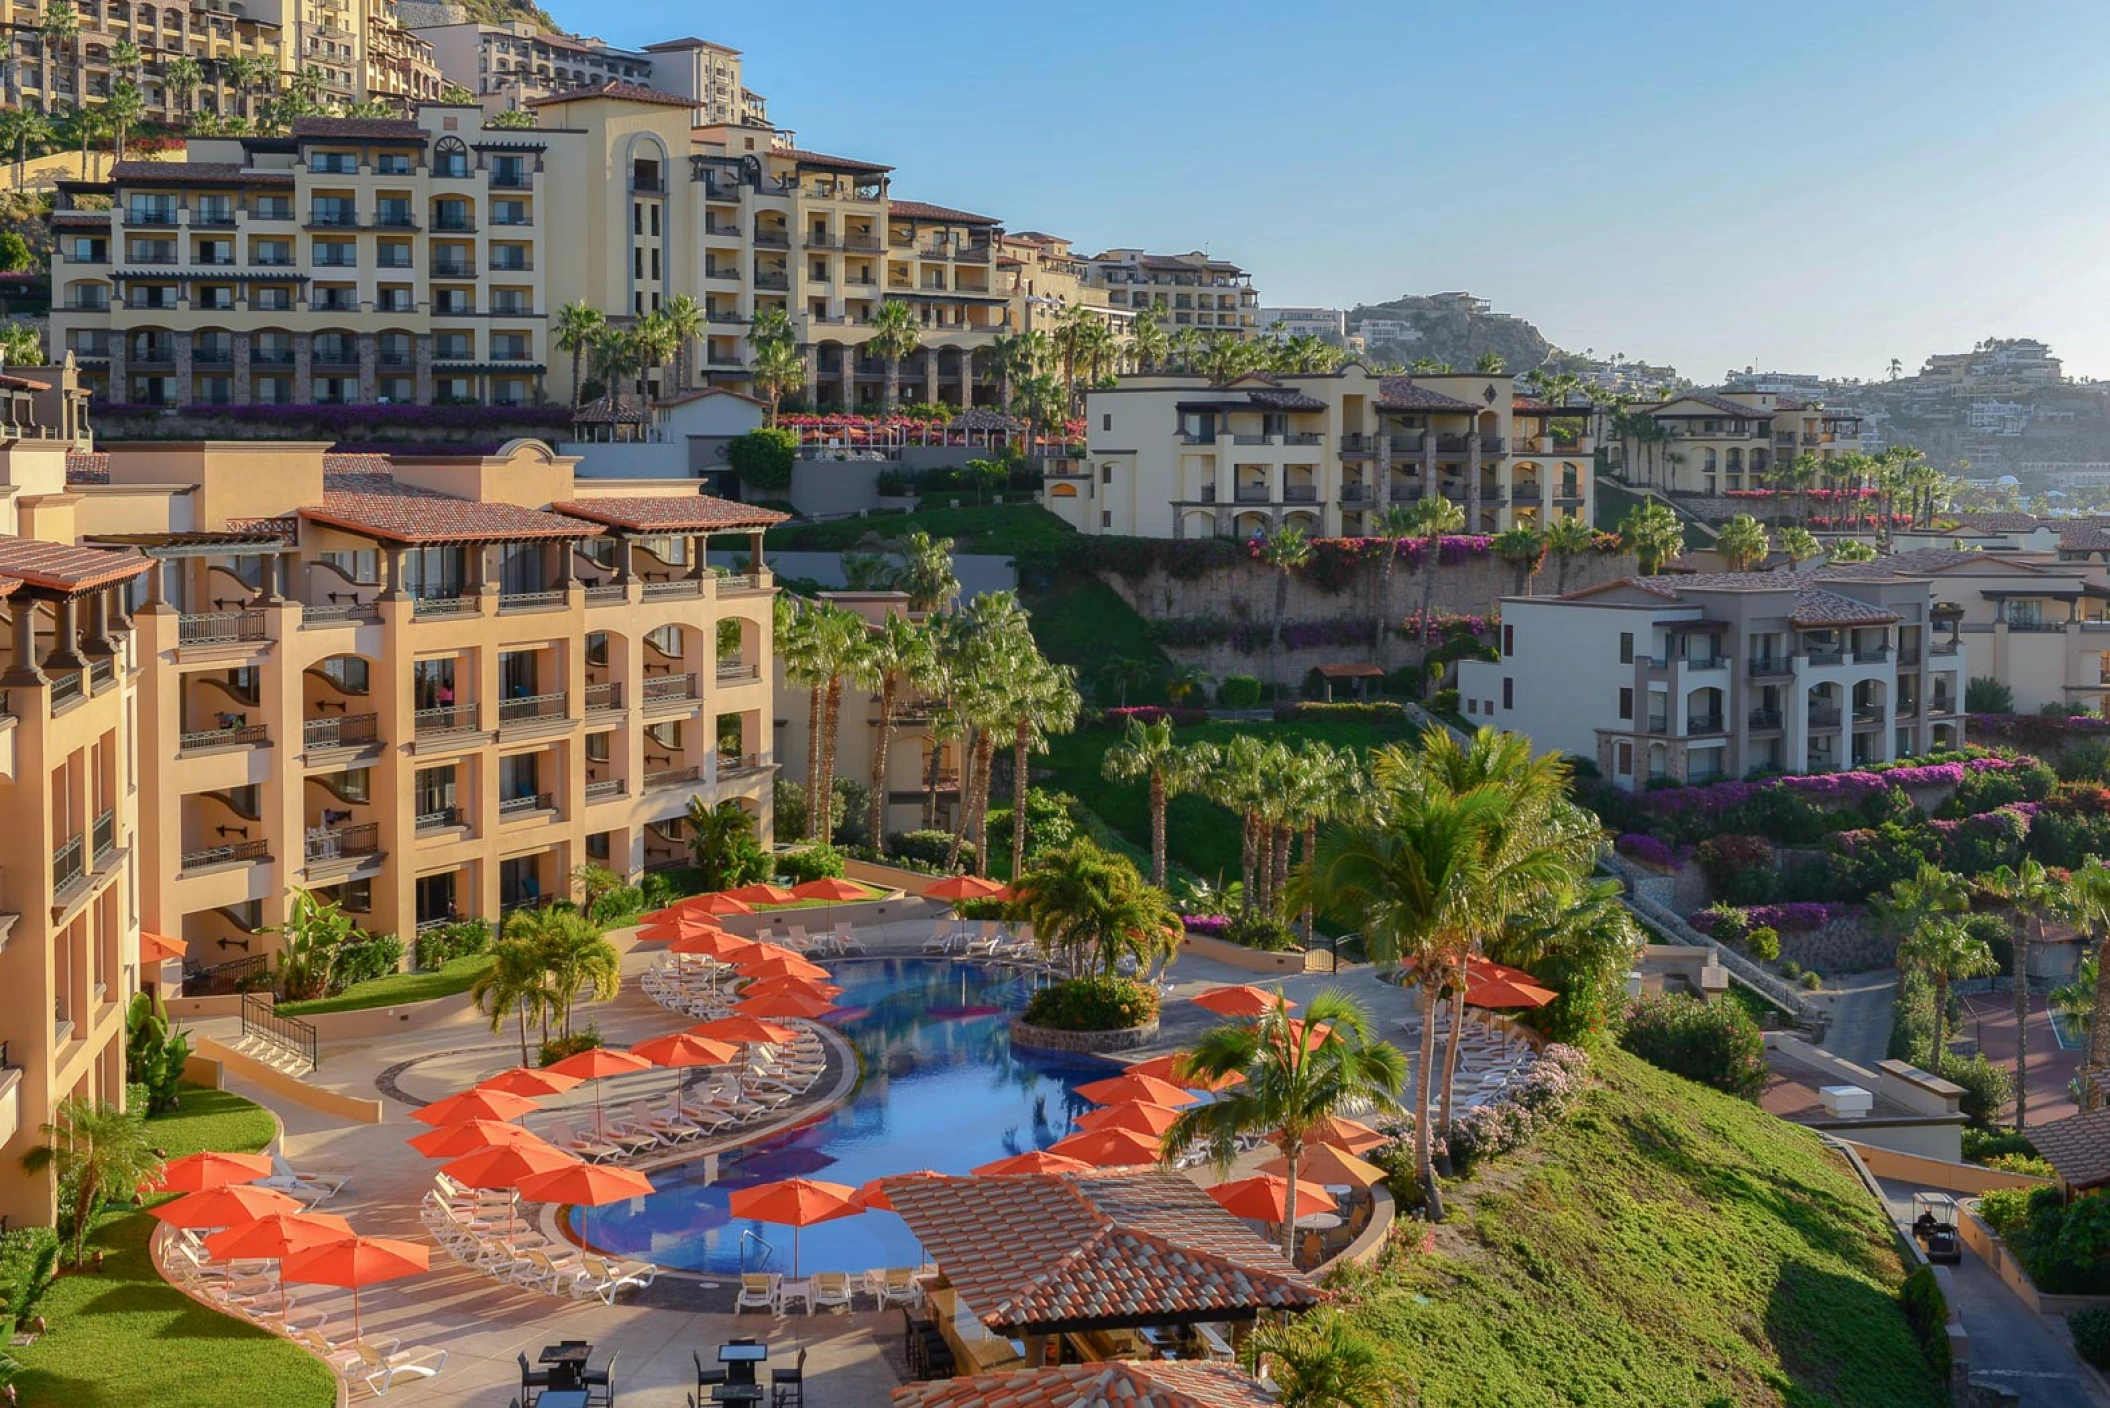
[562,388,767,481]
[1818,1085,1874,1119]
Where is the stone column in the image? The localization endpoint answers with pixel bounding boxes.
[839,356,855,413]
[1375,430,1392,510]
[380,546,410,602]
[81,590,116,656]
[45,596,85,671]
[252,551,279,605]
[232,331,253,404]
[414,333,433,405]
[801,343,817,399]
[356,332,378,403]
[108,336,127,405]
[292,332,313,404]
[3,598,45,686]
[1422,434,1438,505]
[173,331,193,404]
[922,348,938,406]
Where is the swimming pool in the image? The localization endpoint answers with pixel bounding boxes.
[568,956,1110,1276]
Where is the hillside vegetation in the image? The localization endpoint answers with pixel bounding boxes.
[1349,1048,1941,1407]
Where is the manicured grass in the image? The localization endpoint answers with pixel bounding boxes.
[11,1084,337,1408]
[1351,1047,1941,1407]
[755,886,886,911]
[277,951,495,1017]
[1021,572,1174,698]
[766,503,1076,556]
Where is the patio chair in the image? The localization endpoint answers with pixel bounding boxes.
[583,1348,618,1407]
[581,1253,658,1305]
[876,1265,923,1309]
[921,921,951,954]
[837,929,867,956]
[520,1247,593,1298]
[771,1347,807,1406]
[260,1154,349,1201]
[785,923,810,952]
[518,1350,554,1404]
[548,1121,628,1164]
[694,1349,729,1393]
[809,1270,854,1314]
[735,1271,780,1314]
[354,1342,447,1396]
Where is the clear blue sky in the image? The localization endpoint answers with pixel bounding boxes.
[581,0,2110,384]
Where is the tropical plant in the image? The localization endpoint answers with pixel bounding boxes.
[896,528,958,613]
[630,310,680,399]
[269,888,360,1000]
[39,3,80,114]
[554,302,608,405]
[589,325,642,413]
[1491,525,1545,596]
[1619,992,1768,1099]
[1714,513,1771,572]
[65,103,108,180]
[1776,524,1821,567]
[865,299,921,413]
[0,107,51,191]
[1408,494,1467,648]
[1162,991,1406,1257]
[1827,538,1878,564]
[1617,498,1685,575]
[1013,838,1181,977]
[122,991,193,1114]
[747,305,803,424]
[1096,655,1156,708]
[0,321,40,365]
[21,1096,159,1268]
[470,935,556,1063]
[1010,370,1065,453]
[657,293,704,391]
[1101,716,1221,888]
[1001,657,1081,880]
[856,611,936,849]
[1126,303,1171,374]
[1244,1311,1406,1408]
[505,907,618,1042]
[2053,952,2099,1046]
[683,796,771,890]
[1367,504,1419,668]
[2073,857,2110,1109]
[102,79,144,164]
[1985,858,2066,1130]
[162,55,203,120]
[1897,917,1998,1065]
[1544,514,1596,596]
[485,106,536,129]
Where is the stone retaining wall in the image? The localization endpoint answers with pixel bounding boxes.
[1008,1017,1160,1055]
[1778,914,1894,975]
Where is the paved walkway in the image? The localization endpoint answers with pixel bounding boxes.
[1961,991,2081,1126]
[1811,968,1900,1068]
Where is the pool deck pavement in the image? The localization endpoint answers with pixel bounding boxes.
[200,915,1426,1405]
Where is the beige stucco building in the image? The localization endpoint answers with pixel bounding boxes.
[1046,366,1593,539]
[1083,250,1258,339]
[1615,389,1864,495]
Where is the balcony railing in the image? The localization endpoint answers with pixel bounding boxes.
[1283,485,1319,502]
[497,691,567,726]
[585,778,626,802]
[1799,649,1845,666]
[1931,639,1961,656]
[497,589,566,613]
[1748,708,1784,729]
[53,834,84,890]
[1686,714,1724,735]
[641,578,704,599]
[1807,707,1842,728]
[643,765,702,790]
[498,791,555,817]
[413,594,478,618]
[1233,485,1271,503]
[178,610,267,645]
[642,673,698,705]
[1746,658,1790,679]
[181,838,268,870]
[718,751,771,777]
[304,822,378,863]
[180,722,267,751]
[716,661,760,684]
[584,682,622,713]
[414,705,477,736]
[584,583,627,605]
[1855,646,1892,663]
[414,806,463,832]
[1339,484,1371,503]
[304,713,377,749]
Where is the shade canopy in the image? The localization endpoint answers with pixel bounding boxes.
[438,1142,582,1190]
[690,1016,798,1046]
[543,1047,655,1081]
[407,1119,555,1160]
[514,1163,655,1206]
[727,1178,863,1228]
[476,1066,585,1098]
[853,1169,946,1212]
[1123,1052,1244,1093]
[924,874,1009,902]
[1074,1074,1200,1109]
[734,991,836,1020]
[1046,1126,1163,1167]
[1270,1115,1388,1156]
[723,883,798,905]
[152,1184,305,1228]
[1191,985,1293,1020]
[631,1032,741,1068]
[636,913,729,944]
[681,893,756,917]
[1257,1141,1388,1189]
[736,951,831,982]
[153,1150,275,1194]
[1207,1174,1337,1223]
[742,976,844,1002]
[203,1211,356,1260]
[409,1088,542,1127]
[279,1236,429,1288]
[970,1150,1094,1177]
[668,930,750,958]
[789,878,867,902]
[1075,1102,1183,1138]
[1463,977,1559,1010]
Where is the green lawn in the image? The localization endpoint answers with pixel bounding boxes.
[1351,1047,1942,1407]
[755,885,887,911]
[766,503,1075,556]
[1021,572,1173,701]
[277,951,495,1017]
[11,1084,337,1408]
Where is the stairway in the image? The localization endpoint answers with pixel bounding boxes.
[1601,471,1722,545]
[226,1030,316,1079]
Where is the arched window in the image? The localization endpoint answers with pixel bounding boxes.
[433,136,468,177]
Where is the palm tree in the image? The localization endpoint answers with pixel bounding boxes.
[1776,524,1821,568]
[1491,525,1545,597]
[1010,371,1064,457]
[685,796,764,890]
[1898,918,1996,1068]
[104,79,143,164]
[1195,332,1257,385]
[164,55,204,123]
[1002,656,1081,880]
[1544,514,1596,595]
[864,299,920,413]
[1616,499,1684,575]
[658,294,705,391]
[1714,513,1771,572]
[857,612,935,849]
[22,1096,161,1268]
[777,598,828,837]
[1257,525,1312,689]
[1986,858,2066,1131]
[977,330,1033,414]
[588,326,640,412]
[1102,716,1221,888]
[39,2,80,113]
[1209,736,1271,912]
[1052,303,1099,413]
[630,310,680,401]
[110,38,141,83]
[809,604,870,839]
[508,907,619,1042]
[1013,838,1181,977]
[1366,504,1418,671]
[2071,858,2110,1109]
[66,103,107,180]
[1127,303,1170,374]
[470,935,555,1062]
[1409,495,1466,648]
[1871,861,1970,974]
[896,528,958,613]
[0,108,50,191]
[1244,1311,1405,1408]
[1475,351,1506,374]
[1161,992,1405,1259]
[553,301,606,409]
[2053,953,2099,1048]
[746,305,802,423]
[0,321,43,365]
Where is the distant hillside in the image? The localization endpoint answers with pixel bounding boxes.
[1347,292,1559,373]
[403,0,559,33]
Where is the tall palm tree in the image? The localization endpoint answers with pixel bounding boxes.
[164,55,204,123]
[896,528,958,613]
[1409,495,1466,648]
[1244,1312,1404,1408]
[978,330,1034,414]
[1162,992,1405,1258]
[1209,734,1272,912]
[1898,918,1996,1068]
[775,597,828,839]
[508,908,619,1042]
[810,604,870,842]
[630,310,680,401]
[1195,332,1257,385]
[746,305,802,423]
[66,104,107,181]
[1258,524,1312,689]
[21,1096,160,1269]
[470,935,556,1062]
[856,612,935,850]
[1051,303,1098,413]
[1491,525,1545,597]
[685,796,765,890]
[104,79,143,165]
[2053,953,2099,1049]
[1127,303,1171,374]
[1474,351,1506,374]
[1101,716,1221,889]
[1776,524,1821,569]
[589,326,641,412]
[1368,503,1418,671]
[864,299,920,413]
[553,301,606,409]
[2071,858,2110,1109]
[39,2,81,113]
[110,38,141,84]
[1616,498,1684,575]
[1871,861,1970,993]
[1013,838,1181,977]
[658,294,705,391]
[1002,655,1081,880]
[1010,371,1064,456]
[1714,513,1770,572]
[1544,514,1596,596]
[1986,859,2066,1131]
[0,108,51,192]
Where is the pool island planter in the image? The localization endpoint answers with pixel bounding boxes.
[1008,1015,1161,1054]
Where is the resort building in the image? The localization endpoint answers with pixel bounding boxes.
[2,0,288,122]
[1083,250,1259,338]
[1045,365,1593,539]
[1613,390,1864,494]
[994,231,1124,333]
[1456,569,1965,788]
[1257,307,1346,341]
[409,23,771,129]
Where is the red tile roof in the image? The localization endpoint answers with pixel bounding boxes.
[891,1363,1276,1408]
[885,1171,1322,1333]
[525,80,696,109]
[776,147,893,174]
[1374,376,1482,413]
[1652,391,1771,418]
[0,536,150,594]
[303,484,605,545]
[1789,586,1900,627]
[549,495,788,533]
[2026,1108,2110,1189]
[887,198,1000,226]
[111,161,295,187]
[66,450,107,484]
[291,117,429,141]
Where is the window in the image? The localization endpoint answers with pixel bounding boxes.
[1466,698,1477,715]
[1619,631,1633,664]
[632,203,641,236]
[1102,510,1112,527]
[1101,464,1112,484]
[1503,624,1514,656]
[1616,742,1633,776]
[650,205,660,237]
[1619,687,1633,720]
[1502,677,1513,710]
[1102,413,1111,432]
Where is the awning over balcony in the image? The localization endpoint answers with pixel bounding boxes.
[85,528,296,559]
[0,537,150,596]
[548,495,789,535]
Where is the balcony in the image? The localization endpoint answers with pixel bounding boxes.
[1282,485,1319,503]
[179,722,267,751]
[413,595,478,618]
[497,589,566,613]
[718,752,772,779]
[53,834,84,892]
[584,682,623,714]
[430,258,476,279]
[1931,639,1961,657]
[304,713,377,750]
[304,822,379,865]
[641,579,703,600]
[497,691,568,727]
[1686,714,1724,735]
[181,838,268,871]
[497,791,554,817]
[1853,706,1884,725]
[643,765,702,790]
[1746,658,1791,680]
[414,705,478,738]
[414,806,463,833]
[716,661,760,685]
[1855,646,1891,663]
[1339,484,1371,503]
[92,808,116,863]
[1799,649,1845,667]
[1748,708,1784,730]
[641,673,699,708]
[1233,485,1271,504]
[1807,707,1842,728]
[752,229,790,248]
[585,778,627,803]
[179,610,267,645]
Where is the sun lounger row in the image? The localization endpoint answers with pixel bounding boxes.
[921,919,1039,960]
[734,1266,934,1315]
[421,1188,658,1304]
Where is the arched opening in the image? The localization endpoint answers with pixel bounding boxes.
[1685,685,1724,735]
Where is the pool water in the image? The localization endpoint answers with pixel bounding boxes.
[569,957,1110,1276]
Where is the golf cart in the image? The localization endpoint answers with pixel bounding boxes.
[1911,1191,1962,1265]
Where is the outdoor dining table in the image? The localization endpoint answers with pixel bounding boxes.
[539,1341,593,1390]
[535,1393,588,1408]
[718,1340,769,1385]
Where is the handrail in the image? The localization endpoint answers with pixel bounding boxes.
[179,609,267,645]
[498,691,568,725]
[241,991,318,1071]
[1599,853,1812,1020]
[304,713,377,749]
[182,838,268,870]
[304,822,378,863]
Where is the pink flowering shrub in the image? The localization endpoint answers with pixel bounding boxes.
[1441,1042,1589,1175]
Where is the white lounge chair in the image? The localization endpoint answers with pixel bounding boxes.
[809,1270,854,1314]
[581,1253,658,1304]
[353,1342,447,1396]
[734,1271,779,1314]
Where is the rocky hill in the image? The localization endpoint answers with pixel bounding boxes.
[397,0,559,32]
[1347,292,1561,373]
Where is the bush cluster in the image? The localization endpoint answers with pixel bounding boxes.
[1982,1187,2110,1295]
[775,844,846,884]
[884,829,976,873]
[1441,1043,1590,1175]
[332,933,404,988]
[727,427,800,491]
[1219,909,1301,953]
[1898,1266,1950,1379]
[1021,975,1159,1032]
[538,1025,604,1067]
[1218,675,1262,709]
[413,917,491,971]
[2072,1305,2110,1369]
[1272,702,1410,727]
[1694,834,1777,903]
[1617,992,1768,1100]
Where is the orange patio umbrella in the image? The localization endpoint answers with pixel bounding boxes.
[515,1162,655,1207]
[1257,1142,1388,1190]
[477,1066,584,1098]
[1047,1126,1163,1167]
[736,951,831,982]
[1073,1073,1200,1109]
[1123,1053,1244,1093]
[1400,955,1541,988]
[542,1046,654,1136]
[153,1151,274,1194]
[733,990,836,1021]
[924,874,1009,903]
[1464,977,1558,1010]
[971,1150,1091,1177]
[852,1169,945,1213]
[668,930,753,960]
[1208,1174,1336,1224]
[409,1087,542,1128]
[1281,1019,1335,1053]
[152,1184,305,1229]
[1191,985,1293,1020]
[691,1015,798,1046]
[631,1031,740,1104]
[407,1119,555,1160]
[636,912,728,944]
[279,1236,428,1339]
[724,883,798,905]
[726,1178,863,1277]
[789,878,867,902]
[1273,1116,1388,1156]
[681,893,756,917]
[1075,1101,1183,1138]
[204,1211,357,1322]
[742,976,844,1003]
[438,1142,582,1191]
[140,932,188,965]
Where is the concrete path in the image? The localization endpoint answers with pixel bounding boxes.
[1812,968,1900,1068]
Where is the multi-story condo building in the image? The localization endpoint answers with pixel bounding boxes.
[1457,570,1965,789]
[1258,307,1346,341]
[359,0,445,107]
[1614,389,1864,494]
[638,36,766,129]
[3,0,287,122]
[409,23,769,128]
[1045,365,1593,539]
[1920,338,2063,389]
[994,231,1123,333]
[1084,250,1259,339]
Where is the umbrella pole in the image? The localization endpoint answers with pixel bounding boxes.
[352,1285,361,1343]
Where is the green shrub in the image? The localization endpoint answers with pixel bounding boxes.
[414,916,491,970]
[1982,1151,2056,1178]
[1936,1051,2012,1130]
[1695,835,1778,904]
[2072,1305,2110,1369]
[1966,675,2014,714]
[1219,675,1262,709]
[888,829,974,871]
[1617,992,1768,1100]
[1799,970,1822,990]
[330,933,403,990]
[1220,909,1301,953]
[775,843,846,884]
[1898,1265,1950,1380]
[2058,736,2110,784]
[727,427,800,491]
[1274,702,1409,727]
[987,788,1079,865]
[1977,1184,2049,1238]
[1743,926,1781,962]
[538,1025,603,1067]
[1700,903,1750,946]
[1021,976,1159,1032]
[2014,1189,2110,1294]
[1963,1128,2041,1164]
[1428,687,1461,718]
